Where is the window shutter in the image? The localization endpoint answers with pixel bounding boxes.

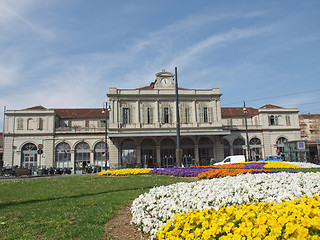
[39,118,43,130]
[149,107,153,123]
[120,108,123,123]
[36,118,43,130]
[129,107,132,124]
[198,103,204,123]
[286,116,291,126]
[17,118,23,130]
[186,107,190,123]
[180,107,185,123]
[159,105,163,123]
[142,104,148,123]
[208,107,213,123]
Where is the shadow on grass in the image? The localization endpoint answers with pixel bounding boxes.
[0,186,153,209]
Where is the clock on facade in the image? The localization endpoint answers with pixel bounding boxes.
[160,78,169,85]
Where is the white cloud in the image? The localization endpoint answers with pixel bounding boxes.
[168,27,269,71]
[0,63,20,87]
[0,1,55,39]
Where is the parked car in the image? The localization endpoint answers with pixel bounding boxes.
[214,155,246,165]
[258,155,282,162]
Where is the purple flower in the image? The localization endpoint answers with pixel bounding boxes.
[149,167,214,177]
[244,162,267,169]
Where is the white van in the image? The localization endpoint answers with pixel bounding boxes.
[214,155,246,165]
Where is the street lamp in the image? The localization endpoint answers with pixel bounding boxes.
[102,102,110,170]
[243,101,250,161]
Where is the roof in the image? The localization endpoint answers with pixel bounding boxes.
[259,104,283,109]
[54,109,106,118]
[136,85,189,90]
[221,107,258,117]
[24,105,47,110]
[299,114,320,119]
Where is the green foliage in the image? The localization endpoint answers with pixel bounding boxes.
[0,175,193,239]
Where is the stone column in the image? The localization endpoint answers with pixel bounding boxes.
[137,143,141,167]
[194,144,199,165]
[156,145,161,167]
[71,150,75,174]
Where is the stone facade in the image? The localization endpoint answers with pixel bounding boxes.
[3,70,302,171]
[299,114,320,161]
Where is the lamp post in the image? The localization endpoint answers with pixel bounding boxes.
[243,101,250,161]
[102,102,110,170]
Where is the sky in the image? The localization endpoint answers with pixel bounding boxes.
[1,0,320,131]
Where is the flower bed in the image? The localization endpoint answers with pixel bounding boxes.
[149,167,215,177]
[197,169,272,179]
[263,161,303,169]
[157,194,320,239]
[131,172,320,239]
[97,168,152,176]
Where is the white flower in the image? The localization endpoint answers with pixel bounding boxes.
[131,172,320,239]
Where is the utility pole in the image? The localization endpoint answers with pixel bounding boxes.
[175,67,182,167]
[102,102,110,170]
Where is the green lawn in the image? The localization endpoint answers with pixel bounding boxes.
[0,175,194,240]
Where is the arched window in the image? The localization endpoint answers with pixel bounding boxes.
[55,142,71,168]
[181,138,195,167]
[223,139,230,158]
[27,118,34,130]
[141,138,156,168]
[75,142,90,171]
[121,140,137,168]
[269,115,279,126]
[233,138,245,155]
[198,137,213,166]
[160,138,175,168]
[21,143,37,168]
[94,142,107,169]
[276,137,287,154]
[249,138,262,160]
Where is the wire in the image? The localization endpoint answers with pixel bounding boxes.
[223,89,320,106]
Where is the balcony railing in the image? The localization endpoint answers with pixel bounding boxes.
[55,126,105,133]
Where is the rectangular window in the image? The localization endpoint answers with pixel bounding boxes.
[85,120,89,128]
[164,107,169,123]
[123,108,130,124]
[203,107,208,123]
[38,118,43,130]
[99,120,106,127]
[286,116,291,126]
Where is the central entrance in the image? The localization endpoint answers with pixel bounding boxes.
[75,142,90,173]
[160,138,176,168]
[140,138,156,168]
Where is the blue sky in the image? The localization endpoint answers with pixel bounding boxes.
[1,0,320,131]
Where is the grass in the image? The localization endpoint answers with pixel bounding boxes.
[0,174,194,240]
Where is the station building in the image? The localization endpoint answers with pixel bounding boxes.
[3,70,301,171]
